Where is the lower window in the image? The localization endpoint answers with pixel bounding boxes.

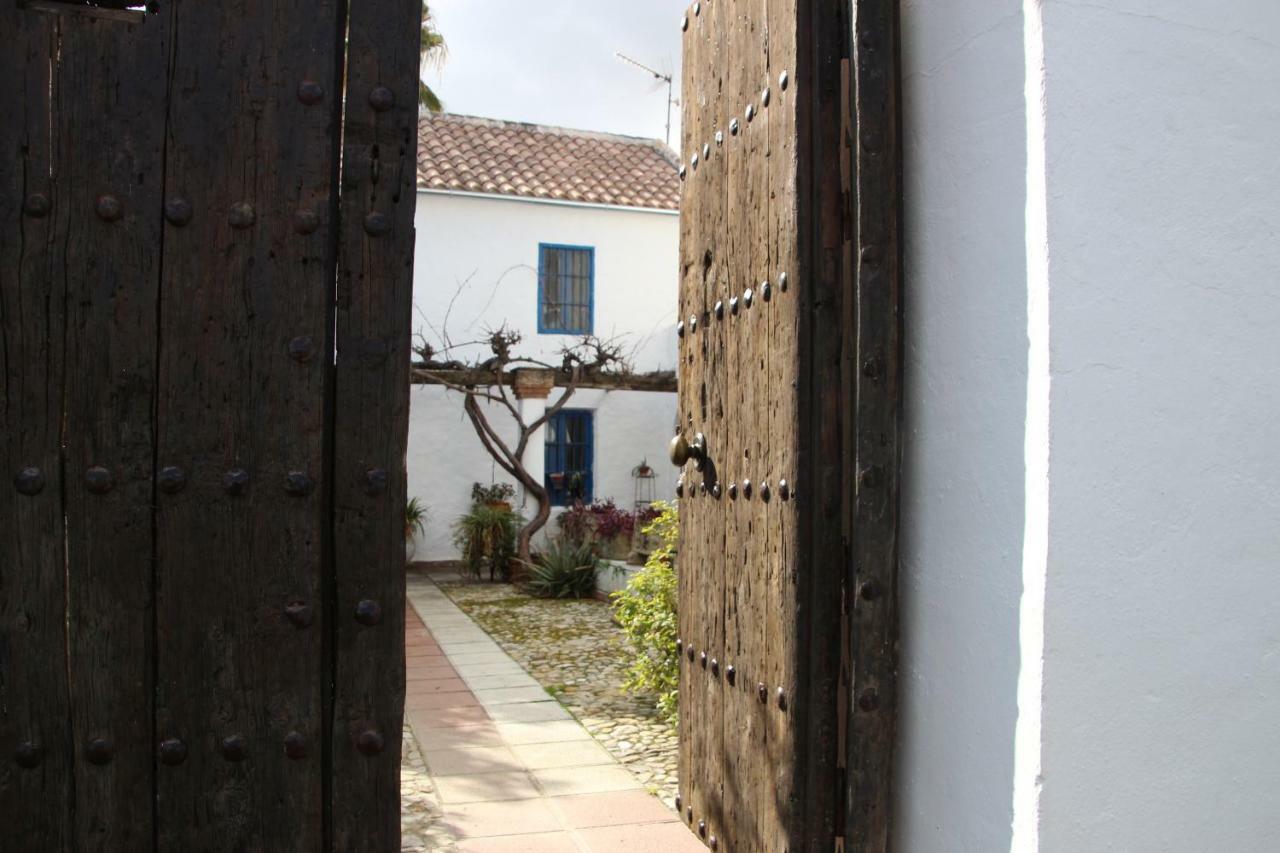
[544,409,593,507]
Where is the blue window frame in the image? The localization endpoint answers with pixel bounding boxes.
[538,243,594,335]
[545,409,593,507]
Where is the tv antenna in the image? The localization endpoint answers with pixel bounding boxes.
[616,52,677,146]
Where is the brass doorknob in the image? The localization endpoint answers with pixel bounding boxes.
[669,432,706,468]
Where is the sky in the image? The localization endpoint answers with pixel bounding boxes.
[424,0,690,150]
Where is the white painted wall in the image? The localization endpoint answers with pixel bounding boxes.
[895,3,1027,851]
[411,190,680,372]
[1037,3,1280,851]
[898,2,1280,851]
[407,385,676,561]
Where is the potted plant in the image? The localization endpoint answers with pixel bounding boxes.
[452,503,521,582]
[471,481,516,512]
[405,497,427,562]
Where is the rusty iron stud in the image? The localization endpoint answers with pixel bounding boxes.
[862,133,882,154]
[693,2,700,15]
[743,288,754,308]
[285,602,314,628]
[23,193,51,218]
[365,468,389,495]
[778,479,791,500]
[228,202,255,229]
[762,281,772,302]
[689,315,697,332]
[364,211,391,237]
[284,471,314,497]
[860,579,880,601]
[356,729,385,756]
[288,336,315,363]
[687,645,695,662]
[779,272,789,291]
[710,658,719,677]
[681,14,688,31]
[760,481,771,502]
[158,466,187,495]
[164,197,193,226]
[691,153,699,170]
[158,738,187,766]
[686,806,693,823]
[679,166,687,180]
[714,300,724,320]
[745,103,756,122]
[223,468,250,496]
[715,130,723,146]
[863,355,883,378]
[676,638,683,654]
[699,651,707,668]
[699,482,707,496]
[297,79,325,105]
[858,689,879,712]
[761,87,771,107]
[355,599,383,626]
[676,320,685,338]
[14,742,42,769]
[702,143,710,160]
[710,836,718,850]
[861,244,883,265]
[293,209,320,234]
[14,467,44,496]
[95,194,123,222]
[85,466,114,495]
[368,85,395,112]
[729,296,739,315]
[729,118,740,136]
[757,682,767,702]
[777,687,787,710]
[85,738,114,765]
[779,70,790,90]
[726,665,736,685]
[858,465,882,489]
[698,820,707,837]
[727,481,737,499]
[221,735,248,762]
[742,479,753,499]
[284,731,308,760]
[711,483,722,499]
[675,795,682,811]
[675,478,684,497]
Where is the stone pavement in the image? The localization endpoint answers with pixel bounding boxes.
[403,573,704,852]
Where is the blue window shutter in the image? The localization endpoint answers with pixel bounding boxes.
[544,409,594,506]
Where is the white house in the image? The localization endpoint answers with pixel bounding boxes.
[406,113,681,562]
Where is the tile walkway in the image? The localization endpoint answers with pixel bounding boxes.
[405,574,704,852]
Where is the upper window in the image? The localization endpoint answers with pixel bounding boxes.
[538,244,594,335]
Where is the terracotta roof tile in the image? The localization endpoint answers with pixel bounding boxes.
[417,113,681,211]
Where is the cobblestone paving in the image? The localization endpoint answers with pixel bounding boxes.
[437,580,680,805]
[400,723,456,852]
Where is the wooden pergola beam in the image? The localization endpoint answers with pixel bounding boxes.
[410,366,677,393]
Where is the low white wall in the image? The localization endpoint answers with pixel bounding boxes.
[407,385,677,562]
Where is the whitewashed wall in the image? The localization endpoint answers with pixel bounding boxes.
[898,2,1280,851]
[407,190,679,561]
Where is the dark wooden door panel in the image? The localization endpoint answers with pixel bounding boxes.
[676,1,901,850]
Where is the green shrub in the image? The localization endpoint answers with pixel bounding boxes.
[525,537,600,599]
[610,502,679,722]
[452,504,521,581]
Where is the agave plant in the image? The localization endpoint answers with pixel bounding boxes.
[525,537,600,600]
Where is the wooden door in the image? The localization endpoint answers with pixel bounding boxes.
[0,1,418,850]
[673,1,902,850]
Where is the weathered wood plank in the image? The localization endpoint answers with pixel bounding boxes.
[153,2,343,847]
[0,10,72,850]
[54,9,172,848]
[845,0,904,849]
[411,367,677,393]
[330,0,420,848]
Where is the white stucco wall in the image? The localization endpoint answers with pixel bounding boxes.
[411,190,680,372]
[898,2,1280,851]
[895,3,1027,851]
[407,188,679,562]
[1037,3,1280,851]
